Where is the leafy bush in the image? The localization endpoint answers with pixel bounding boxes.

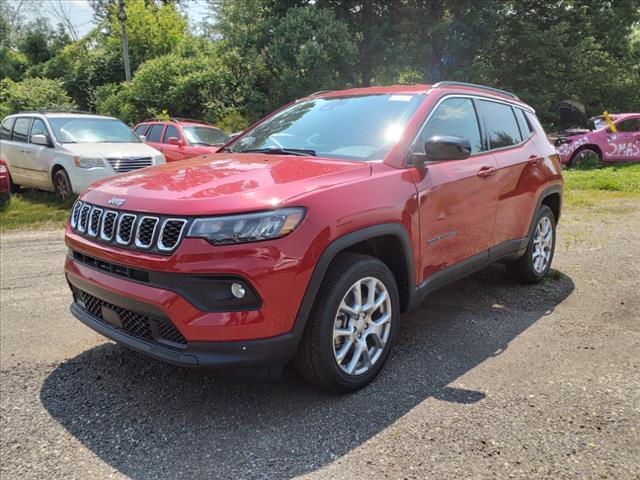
[0,77,76,118]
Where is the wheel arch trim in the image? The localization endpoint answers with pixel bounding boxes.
[291,223,416,339]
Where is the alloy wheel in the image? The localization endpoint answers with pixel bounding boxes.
[532,216,553,273]
[332,277,392,376]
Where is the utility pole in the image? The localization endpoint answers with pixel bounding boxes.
[118,0,131,81]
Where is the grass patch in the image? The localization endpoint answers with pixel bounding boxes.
[563,163,640,209]
[0,190,75,231]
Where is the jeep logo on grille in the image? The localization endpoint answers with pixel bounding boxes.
[108,197,126,207]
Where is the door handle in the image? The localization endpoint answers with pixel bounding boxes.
[527,155,543,165]
[477,166,496,178]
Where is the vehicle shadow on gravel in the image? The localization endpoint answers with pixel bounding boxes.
[40,265,574,480]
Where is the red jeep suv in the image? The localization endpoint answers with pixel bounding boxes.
[65,82,562,392]
[133,118,230,162]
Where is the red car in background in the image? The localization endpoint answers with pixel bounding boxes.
[133,118,230,162]
[0,158,10,205]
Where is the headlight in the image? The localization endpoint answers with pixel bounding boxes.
[187,208,306,245]
[74,157,104,169]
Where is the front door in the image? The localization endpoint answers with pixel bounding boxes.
[410,96,499,281]
[22,118,53,188]
[161,124,188,162]
[606,116,640,161]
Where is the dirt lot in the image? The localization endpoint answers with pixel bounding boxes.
[1,198,639,480]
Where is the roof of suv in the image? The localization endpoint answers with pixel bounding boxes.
[6,112,117,120]
[309,82,532,110]
[138,118,216,128]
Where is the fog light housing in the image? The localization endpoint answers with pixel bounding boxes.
[231,282,246,299]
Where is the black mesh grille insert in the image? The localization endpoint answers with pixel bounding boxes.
[159,220,186,250]
[72,286,187,347]
[117,214,136,243]
[88,208,102,236]
[136,217,158,247]
[102,211,117,239]
[71,202,82,227]
[79,205,91,231]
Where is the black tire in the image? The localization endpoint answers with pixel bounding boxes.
[53,169,73,201]
[507,205,556,284]
[568,147,601,169]
[294,253,400,393]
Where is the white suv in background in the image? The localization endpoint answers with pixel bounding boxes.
[0,112,165,200]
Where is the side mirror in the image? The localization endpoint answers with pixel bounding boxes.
[31,134,51,147]
[167,137,183,146]
[139,135,147,142]
[411,135,471,167]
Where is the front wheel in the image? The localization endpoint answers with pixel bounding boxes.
[507,205,556,283]
[294,253,400,392]
[569,148,601,169]
[53,169,73,201]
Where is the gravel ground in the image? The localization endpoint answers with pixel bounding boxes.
[1,199,639,479]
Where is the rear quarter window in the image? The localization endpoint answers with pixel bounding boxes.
[478,100,522,149]
[1,117,15,140]
[514,108,533,140]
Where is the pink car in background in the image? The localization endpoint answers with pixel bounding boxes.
[554,105,640,167]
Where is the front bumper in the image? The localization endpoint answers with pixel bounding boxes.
[68,274,300,368]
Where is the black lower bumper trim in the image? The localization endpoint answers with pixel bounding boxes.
[70,303,300,368]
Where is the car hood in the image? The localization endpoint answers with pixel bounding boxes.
[61,142,162,158]
[80,153,372,216]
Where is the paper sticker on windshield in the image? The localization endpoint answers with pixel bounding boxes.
[389,95,413,102]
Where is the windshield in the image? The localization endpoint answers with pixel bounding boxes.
[183,126,229,146]
[592,116,608,130]
[48,117,140,144]
[229,94,424,161]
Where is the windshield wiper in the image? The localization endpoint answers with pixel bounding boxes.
[237,147,316,157]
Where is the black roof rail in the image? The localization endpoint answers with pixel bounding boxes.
[15,109,97,115]
[432,81,519,100]
[171,117,209,124]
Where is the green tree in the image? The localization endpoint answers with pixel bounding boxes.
[0,77,76,118]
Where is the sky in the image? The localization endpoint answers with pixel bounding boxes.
[9,0,211,37]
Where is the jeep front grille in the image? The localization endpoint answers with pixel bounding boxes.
[69,200,189,254]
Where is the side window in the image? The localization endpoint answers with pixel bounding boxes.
[146,124,164,143]
[30,119,49,141]
[416,97,484,154]
[615,118,640,132]
[163,125,180,143]
[478,100,522,149]
[514,108,532,140]
[11,118,32,143]
[134,124,149,136]
[1,117,15,140]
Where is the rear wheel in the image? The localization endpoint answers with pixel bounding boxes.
[53,169,72,201]
[294,253,399,392]
[507,205,556,283]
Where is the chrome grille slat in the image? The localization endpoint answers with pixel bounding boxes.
[78,204,91,233]
[134,216,159,249]
[71,202,187,253]
[157,219,187,251]
[70,201,83,228]
[100,210,118,241]
[116,213,137,245]
[87,207,103,237]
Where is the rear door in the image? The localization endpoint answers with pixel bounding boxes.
[144,124,165,153]
[476,99,544,247]
[411,96,499,280]
[161,124,188,162]
[21,118,54,188]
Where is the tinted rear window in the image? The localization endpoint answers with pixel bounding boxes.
[12,117,32,143]
[146,124,164,142]
[1,117,15,140]
[478,100,522,149]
